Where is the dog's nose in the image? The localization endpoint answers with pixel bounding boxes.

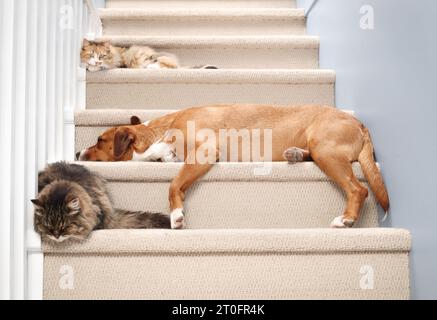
[75,151,80,160]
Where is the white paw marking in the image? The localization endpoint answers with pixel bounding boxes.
[170,208,185,229]
[330,216,346,228]
[330,215,355,228]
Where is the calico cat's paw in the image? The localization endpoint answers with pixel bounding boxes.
[170,208,185,229]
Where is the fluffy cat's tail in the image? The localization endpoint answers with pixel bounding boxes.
[109,209,171,229]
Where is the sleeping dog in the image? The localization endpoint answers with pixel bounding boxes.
[77,104,389,229]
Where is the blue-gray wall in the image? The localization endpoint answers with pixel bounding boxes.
[297,0,437,299]
[92,0,105,8]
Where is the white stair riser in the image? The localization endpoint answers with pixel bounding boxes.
[149,47,318,69]
[86,82,334,109]
[104,47,318,69]
[44,251,408,299]
[73,162,379,228]
[43,228,411,299]
[102,17,306,37]
[100,37,319,69]
[107,180,379,228]
[106,0,297,9]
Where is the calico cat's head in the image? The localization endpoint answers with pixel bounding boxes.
[32,180,99,243]
[80,39,122,72]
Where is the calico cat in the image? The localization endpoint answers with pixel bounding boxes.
[122,45,180,69]
[32,162,170,243]
[81,39,218,71]
[80,39,124,72]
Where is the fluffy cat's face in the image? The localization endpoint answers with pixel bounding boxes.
[32,181,97,243]
[80,39,119,72]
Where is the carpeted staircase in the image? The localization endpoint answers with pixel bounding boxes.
[43,0,411,299]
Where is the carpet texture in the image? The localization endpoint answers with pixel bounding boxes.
[98,35,319,69]
[75,161,381,229]
[86,69,335,109]
[43,228,410,300]
[106,0,298,9]
[99,8,306,36]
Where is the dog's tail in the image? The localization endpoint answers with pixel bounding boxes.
[108,209,171,229]
[358,127,390,213]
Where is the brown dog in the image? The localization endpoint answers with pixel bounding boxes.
[78,104,389,229]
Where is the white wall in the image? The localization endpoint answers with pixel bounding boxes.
[298,0,437,299]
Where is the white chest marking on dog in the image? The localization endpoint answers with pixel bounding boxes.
[78,149,87,161]
[131,141,178,162]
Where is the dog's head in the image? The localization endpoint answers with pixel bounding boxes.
[77,116,155,161]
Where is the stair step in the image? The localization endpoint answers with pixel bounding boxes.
[99,8,306,36]
[43,228,411,299]
[105,0,297,9]
[76,161,379,229]
[99,36,319,69]
[86,69,335,109]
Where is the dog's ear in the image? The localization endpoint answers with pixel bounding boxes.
[130,116,141,125]
[114,127,135,159]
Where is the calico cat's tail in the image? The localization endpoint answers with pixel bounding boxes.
[193,65,218,69]
[109,209,171,229]
[184,65,219,69]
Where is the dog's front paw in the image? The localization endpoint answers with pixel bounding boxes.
[283,147,305,163]
[170,208,185,229]
[330,215,355,228]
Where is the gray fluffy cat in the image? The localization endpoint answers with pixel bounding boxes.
[32,162,170,243]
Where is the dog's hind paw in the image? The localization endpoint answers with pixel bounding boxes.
[170,208,185,229]
[283,147,305,163]
[330,216,355,228]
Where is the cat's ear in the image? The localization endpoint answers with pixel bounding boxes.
[83,38,90,47]
[31,198,42,206]
[102,40,111,48]
[31,199,44,216]
[67,197,81,215]
[31,198,43,209]
[114,127,135,159]
[130,116,141,125]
